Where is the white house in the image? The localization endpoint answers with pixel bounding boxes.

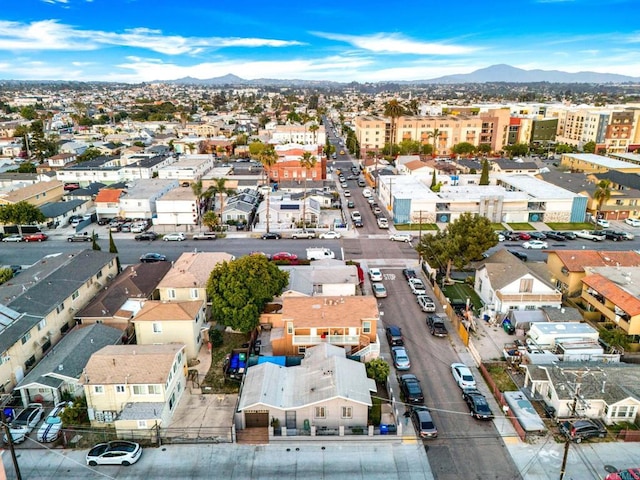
[155,186,199,226]
[120,179,178,219]
[157,154,215,184]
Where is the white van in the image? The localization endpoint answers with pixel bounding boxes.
[362,188,372,198]
[377,217,389,229]
[306,247,335,261]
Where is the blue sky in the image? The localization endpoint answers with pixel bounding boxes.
[2,0,639,83]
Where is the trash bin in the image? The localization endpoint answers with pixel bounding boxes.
[380,424,388,435]
[502,318,515,335]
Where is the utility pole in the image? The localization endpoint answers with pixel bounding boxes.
[1,410,22,480]
[558,369,586,480]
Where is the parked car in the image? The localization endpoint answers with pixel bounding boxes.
[134,231,158,241]
[343,190,351,197]
[271,252,298,262]
[347,200,355,208]
[391,346,411,370]
[402,268,417,280]
[411,408,438,439]
[559,419,606,443]
[529,231,547,240]
[596,218,610,228]
[353,219,364,228]
[462,389,494,420]
[408,278,427,295]
[385,326,404,346]
[291,230,315,240]
[507,249,528,261]
[451,363,476,389]
[398,374,424,404]
[139,253,167,263]
[319,230,341,240]
[426,314,448,337]
[37,401,71,442]
[67,232,96,242]
[192,232,217,240]
[390,233,412,242]
[600,229,627,241]
[4,403,44,443]
[517,232,532,240]
[369,268,383,282]
[574,230,604,241]
[163,232,186,241]
[372,282,387,298]
[261,232,281,240]
[23,232,48,242]
[544,231,567,241]
[2,234,24,242]
[86,440,142,466]
[417,295,436,313]
[559,231,577,240]
[625,217,640,227]
[522,240,548,249]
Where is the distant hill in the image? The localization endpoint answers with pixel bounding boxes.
[158,64,640,86]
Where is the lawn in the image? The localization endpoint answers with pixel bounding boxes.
[441,282,483,311]
[545,222,594,230]
[396,223,439,231]
[506,222,534,231]
[202,330,251,393]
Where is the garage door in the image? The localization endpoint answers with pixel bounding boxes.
[245,411,269,428]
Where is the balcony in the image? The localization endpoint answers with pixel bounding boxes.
[496,291,562,303]
[292,334,360,346]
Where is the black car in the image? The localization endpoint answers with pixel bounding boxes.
[134,231,158,241]
[261,232,281,240]
[559,419,606,443]
[385,326,404,346]
[559,231,577,240]
[544,231,567,241]
[462,389,494,420]
[600,229,627,241]
[398,374,424,404]
[507,249,528,262]
[426,315,448,337]
[354,219,363,228]
[402,268,417,280]
[529,231,547,240]
[139,253,167,263]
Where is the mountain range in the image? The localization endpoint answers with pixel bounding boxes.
[166,64,640,86]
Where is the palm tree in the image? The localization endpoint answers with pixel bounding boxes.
[429,128,442,157]
[384,100,404,156]
[593,179,612,223]
[309,123,319,146]
[299,151,317,227]
[191,181,204,224]
[186,142,196,154]
[210,178,236,227]
[257,145,278,232]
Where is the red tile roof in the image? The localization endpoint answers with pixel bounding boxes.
[95,189,124,203]
[552,250,640,272]
[582,273,640,316]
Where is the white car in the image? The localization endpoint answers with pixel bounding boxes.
[163,232,186,241]
[362,189,372,198]
[37,401,71,442]
[2,234,24,242]
[451,363,476,389]
[408,278,427,295]
[319,231,341,240]
[372,282,387,298]
[596,218,610,228]
[369,268,383,282]
[417,295,436,312]
[522,240,548,249]
[344,190,351,197]
[390,233,412,243]
[86,440,142,466]
[625,218,640,227]
[5,403,44,443]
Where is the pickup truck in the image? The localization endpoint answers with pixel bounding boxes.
[291,230,315,239]
[192,232,217,240]
[574,230,604,241]
[5,403,44,443]
[67,232,98,242]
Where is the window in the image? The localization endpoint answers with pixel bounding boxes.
[298,346,306,355]
[341,407,353,419]
[519,278,533,293]
[37,319,46,331]
[133,385,146,395]
[190,288,199,299]
[21,332,31,345]
[152,323,162,334]
[116,385,125,394]
[55,302,65,314]
[168,289,176,299]
[314,406,326,419]
[72,290,79,300]
[148,385,161,395]
[287,322,293,335]
[94,385,104,394]
[362,321,371,333]
[137,420,147,429]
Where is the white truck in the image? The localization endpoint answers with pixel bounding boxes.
[306,247,335,260]
[574,230,604,241]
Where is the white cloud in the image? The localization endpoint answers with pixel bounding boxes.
[312,32,477,55]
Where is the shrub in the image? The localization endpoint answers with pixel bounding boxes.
[209,327,223,347]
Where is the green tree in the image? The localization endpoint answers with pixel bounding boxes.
[309,123,319,146]
[365,358,390,383]
[504,142,529,158]
[0,201,46,234]
[0,268,14,285]
[430,170,437,190]
[416,213,498,282]
[582,141,596,154]
[451,142,476,156]
[202,210,219,231]
[60,396,90,426]
[248,141,265,157]
[398,139,421,155]
[299,151,317,226]
[555,143,574,154]
[384,100,404,157]
[108,230,120,271]
[479,159,490,185]
[19,106,38,120]
[77,147,102,162]
[92,230,101,251]
[207,255,289,333]
[429,128,441,157]
[256,145,278,232]
[210,178,235,224]
[478,144,492,155]
[593,179,612,223]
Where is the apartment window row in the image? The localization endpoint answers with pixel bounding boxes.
[313,406,353,419]
[133,384,162,395]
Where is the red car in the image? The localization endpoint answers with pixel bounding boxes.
[271,252,298,262]
[23,232,49,242]
[517,232,531,240]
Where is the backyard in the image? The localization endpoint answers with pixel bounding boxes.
[441,281,483,312]
[202,331,250,393]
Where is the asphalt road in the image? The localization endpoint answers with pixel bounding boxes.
[374,268,522,480]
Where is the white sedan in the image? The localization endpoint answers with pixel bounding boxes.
[522,240,548,249]
[451,363,476,389]
[37,401,71,442]
[319,231,341,240]
[389,233,412,243]
[369,268,383,282]
[625,218,640,227]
